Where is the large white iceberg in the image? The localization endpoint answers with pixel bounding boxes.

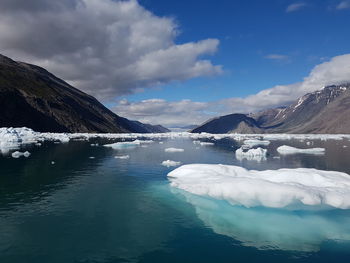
[277,145,325,155]
[168,164,350,210]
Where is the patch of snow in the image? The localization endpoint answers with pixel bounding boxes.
[161,160,182,167]
[277,145,325,155]
[168,164,350,210]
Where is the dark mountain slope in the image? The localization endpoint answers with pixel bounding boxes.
[191,113,262,134]
[0,54,168,133]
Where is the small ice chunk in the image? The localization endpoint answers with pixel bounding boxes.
[235,147,267,162]
[168,164,350,209]
[159,142,164,144]
[89,156,95,159]
[51,161,55,165]
[277,145,325,155]
[161,160,182,167]
[243,139,270,147]
[193,140,201,144]
[11,151,31,158]
[165,148,184,153]
[115,155,130,159]
[90,143,99,147]
[200,142,215,146]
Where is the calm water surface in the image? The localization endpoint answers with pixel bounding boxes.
[1,137,350,262]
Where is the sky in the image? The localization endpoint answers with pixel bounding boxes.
[0,0,350,127]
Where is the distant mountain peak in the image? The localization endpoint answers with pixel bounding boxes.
[192,84,350,134]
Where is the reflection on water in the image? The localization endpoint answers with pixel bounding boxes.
[173,189,350,252]
[1,137,350,262]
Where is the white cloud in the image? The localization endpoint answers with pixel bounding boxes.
[114,54,350,127]
[113,99,212,127]
[336,1,350,10]
[0,0,222,100]
[264,54,289,60]
[286,2,307,12]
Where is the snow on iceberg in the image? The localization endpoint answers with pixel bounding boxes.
[168,164,350,209]
[235,147,267,162]
[165,148,184,153]
[277,145,325,155]
[161,160,182,167]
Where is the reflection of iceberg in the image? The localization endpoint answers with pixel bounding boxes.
[174,189,350,252]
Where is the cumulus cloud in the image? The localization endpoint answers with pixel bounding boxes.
[336,1,350,10]
[113,99,212,127]
[115,54,350,127]
[286,2,307,12]
[0,0,222,100]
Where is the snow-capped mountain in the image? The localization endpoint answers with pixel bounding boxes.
[192,84,350,134]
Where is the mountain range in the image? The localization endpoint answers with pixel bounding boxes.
[192,84,350,134]
[0,54,169,133]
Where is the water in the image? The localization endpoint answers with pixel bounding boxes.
[1,137,350,262]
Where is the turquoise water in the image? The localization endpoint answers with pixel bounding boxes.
[1,137,350,262]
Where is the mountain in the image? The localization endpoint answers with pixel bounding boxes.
[191,84,350,134]
[191,114,262,134]
[0,54,168,133]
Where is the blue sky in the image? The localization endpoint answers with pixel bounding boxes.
[1,0,349,126]
[122,0,350,102]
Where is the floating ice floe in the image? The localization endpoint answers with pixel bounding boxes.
[11,151,31,158]
[165,148,184,153]
[114,155,130,159]
[168,164,350,210]
[243,139,270,147]
[277,145,325,155]
[199,142,215,146]
[235,147,267,162]
[161,160,182,167]
[104,139,153,150]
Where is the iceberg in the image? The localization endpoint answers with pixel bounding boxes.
[277,145,325,155]
[243,139,270,147]
[199,142,215,146]
[168,164,350,210]
[114,155,130,159]
[161,160,182,167]
[235,147,267,161]
[11,151,31,158]
[164,148,184,153]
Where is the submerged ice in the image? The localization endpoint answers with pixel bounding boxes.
[168,164,350,210]
[175,190,350,252]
